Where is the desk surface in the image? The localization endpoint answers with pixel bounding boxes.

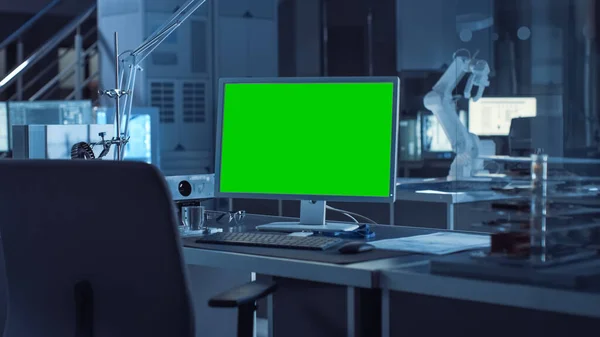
[184,213,600,318]
[395,178,513,204]
[183,214,433,288]
[380,263,600,319]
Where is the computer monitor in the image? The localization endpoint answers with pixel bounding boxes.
[422,110,467,159]
[0,102,8,152]
[215,77,400,233]
[469,97,537,136]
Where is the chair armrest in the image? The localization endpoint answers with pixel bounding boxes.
[208,281,277,308]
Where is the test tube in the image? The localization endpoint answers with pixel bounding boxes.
[529,154,548,263]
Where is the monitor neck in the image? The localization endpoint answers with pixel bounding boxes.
[256,200,358,233]
[299,200,326,226]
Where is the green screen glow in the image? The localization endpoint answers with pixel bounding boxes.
[218,81,396,198]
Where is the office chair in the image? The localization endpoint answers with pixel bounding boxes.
[0,160,275,337]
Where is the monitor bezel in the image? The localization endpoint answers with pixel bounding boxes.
[215,76,400,203]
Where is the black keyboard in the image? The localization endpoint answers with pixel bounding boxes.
[196,232,343,251]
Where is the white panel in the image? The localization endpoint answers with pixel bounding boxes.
[180,80,213,151]
[98,0,141,16]
[145,12,194,78]
[247,19,278,77]
[469,97,537,136]
[217,17,249,77]
[46,124,88,159]
[149,80,179,151]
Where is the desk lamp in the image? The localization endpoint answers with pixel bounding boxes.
[73,0,208,160]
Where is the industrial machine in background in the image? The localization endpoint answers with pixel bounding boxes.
[423,50,491,180]
[2,100,94,153]
[9,105,159,166]
[164,173,221,235]
[13,124,115,160]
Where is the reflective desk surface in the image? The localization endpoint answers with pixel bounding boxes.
[380,262,600,319]
[395,178,516,230]
[184,213,600,337]
[182,213,433,288]
[395,178,514,204]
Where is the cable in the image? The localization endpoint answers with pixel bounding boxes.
[326,205,378,225]
[333,211,359,224]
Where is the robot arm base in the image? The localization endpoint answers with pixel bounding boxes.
[447,156,487,181]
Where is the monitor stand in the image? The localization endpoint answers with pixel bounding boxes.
[256,200,360,233]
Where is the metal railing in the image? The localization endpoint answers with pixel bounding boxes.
[0,3,97,101]
[0,0,63,50]
[0,0,63,100]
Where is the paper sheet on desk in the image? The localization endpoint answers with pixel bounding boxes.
[369,232,490,255]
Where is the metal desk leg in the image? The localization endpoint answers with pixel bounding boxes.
[446,204,455,230]
[347,287,356,337]
[278,200,283,217]
[267,294,274,337]
[381,289,390,337]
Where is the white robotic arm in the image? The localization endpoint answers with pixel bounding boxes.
[423,53,490,180]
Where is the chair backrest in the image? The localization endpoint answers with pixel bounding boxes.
[0,160,194,337]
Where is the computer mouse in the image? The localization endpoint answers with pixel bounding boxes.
[338,242,375,254]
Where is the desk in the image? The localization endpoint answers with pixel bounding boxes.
[395,178,515,229]
[183,213,600,337]
[233,180,511,230]
[183,214,435,337]
[379,258,600,337]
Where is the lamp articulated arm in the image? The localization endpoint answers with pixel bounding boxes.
[99,0,209,160]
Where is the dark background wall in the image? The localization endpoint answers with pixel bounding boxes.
[0,0,93,16]
[278,0,397,77]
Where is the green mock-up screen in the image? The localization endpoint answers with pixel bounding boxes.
[218,81,396,198]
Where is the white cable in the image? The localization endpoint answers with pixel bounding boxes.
[326,206,378,225]
[335,212,359,224]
